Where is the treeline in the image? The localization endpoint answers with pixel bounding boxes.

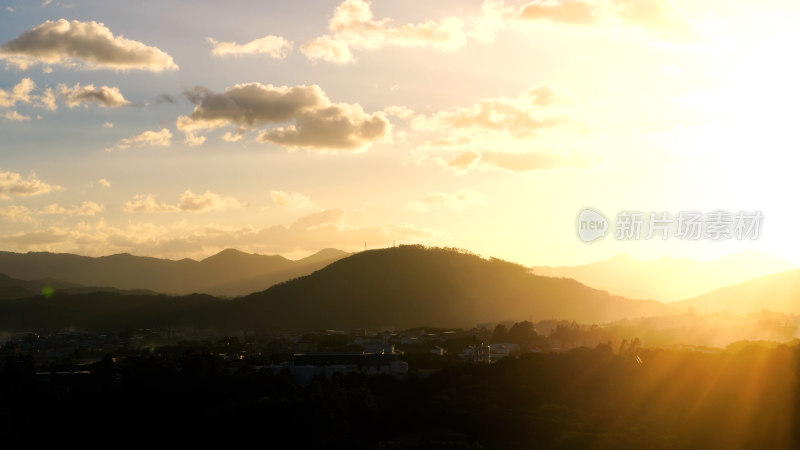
[2,342,798,448]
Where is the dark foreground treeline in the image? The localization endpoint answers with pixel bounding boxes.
[2,344,799,449]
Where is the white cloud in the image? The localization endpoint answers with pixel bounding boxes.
[123,194,177,213]
[124,190,243,214]
[0,19,178,71]
[178,190,243,212]
[0,78,35,107]
[0,170,60,199]
[300,36,354,64]
[207,35,292,58]
[303,0,467,63]
[176,83,389,151]
[38,201,104,216]
[2,110,30,121]
[0,205,34,223]
[109,128,172,151]
[404,190,485,212]
[414,85,566,138]
[102,122,114,128]
[59,83,128,108]
[98,178,111,187]
[270,190,313,210]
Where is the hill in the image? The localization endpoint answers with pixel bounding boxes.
[673,268,800,314]
[218,246,677,330]
[0,272,157,300]
[0,248,350,297]
[532,251,794,302]
[0,246,677,332]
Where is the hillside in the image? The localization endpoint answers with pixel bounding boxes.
[533,251,794,302]
[0,248,350,297]
[0,273,155,300]
[219,246,677,330]
[673,268,800,314]
[0,246,677,332]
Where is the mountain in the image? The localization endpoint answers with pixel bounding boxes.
[672,268,800,314]
[0,272,156,300]
[0,248,350,297]
[532,251,795,302]
[218,245,677,330]
[0,246,677,332]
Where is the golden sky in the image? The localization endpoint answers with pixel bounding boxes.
[0,0,798,266]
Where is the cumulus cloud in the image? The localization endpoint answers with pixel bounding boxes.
[108,128,172,151]
[38,201,104,216]
[178,190,243,212]
[59,82,128,108]
[512,0,694,37]
[123,194,177,213]
[0,78,59,115]
[0,205,34,223]
[303,0,467,63]
[98,178,111,187]
[0,19,178,71]
[2,110,29,121]
[517,0,597,24]
[404,190,485,212]
[415,85,567,138]
[300,36,354,64]
[207,35,292,58]
[124,190,243,214]
[271,190,314,210]
[0,170,60,199]
[176,83,389,151]
[0,78,34,107]
[0,210,431,259]
[446,150,591,172]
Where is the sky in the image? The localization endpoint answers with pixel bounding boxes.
[0,0,799,267]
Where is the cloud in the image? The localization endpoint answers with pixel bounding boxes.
[207,35,292,58]
[98,178,111,187]
[404,190,485,212]
[59,83,128,108]
[300,36,354,64]
[123,194,177,213]
[258,102,389,150]
[271,190,313,210]
[0,19,178,71]
[38,201,104,216]
[512,0,694,38]
[517,0,597,24]
[102,122,113,128]
[446,150,591,172]
[2,110,30,121]
[303,0,467,63]
[176,83,389,151]
[0,211,432,259]
[0,78,58,113]
[414,85,567,138]
[0,78,34,107]
[178,190,243,212]
[124,190,243,213]
[109,128,172,151]
[0,170,60,199]
[0,205,34,223]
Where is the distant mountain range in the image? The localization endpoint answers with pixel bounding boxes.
[0,246,679,331]
[673,268,800,315]
[532,251,795,302]
[0,248,350,297]
[0,273,156,300]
